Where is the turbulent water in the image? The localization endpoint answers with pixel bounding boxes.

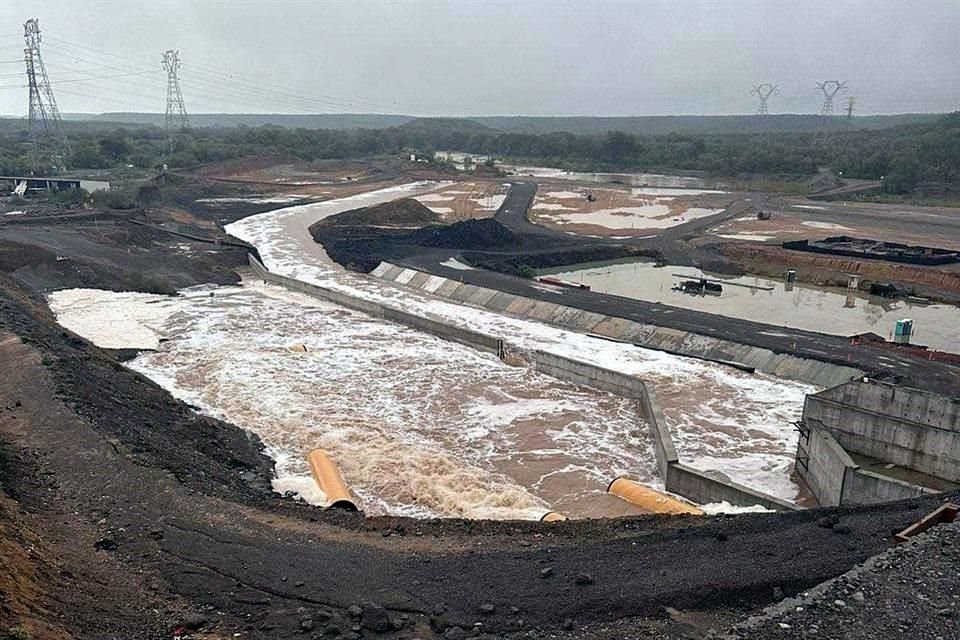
[48,180,816,519]
[225,183,815,503]
[50,283,654,520]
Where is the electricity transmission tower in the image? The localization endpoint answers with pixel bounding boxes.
[162,49,189,151]
[845,96,856,122]
[23,18,70,172]
[751,83,779,115]
[816,80,848,117]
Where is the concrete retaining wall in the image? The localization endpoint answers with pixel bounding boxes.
[371,262,863,388]
[804,380,960,482]
[797,424,939,506]
[666,463,798,512]
[505,347,796,510]
[797,427,857,506]
[249,255,503,355]
[842,469,935,504]
[252,255,799,511]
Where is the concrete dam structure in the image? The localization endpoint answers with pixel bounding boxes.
[798,380,960,506]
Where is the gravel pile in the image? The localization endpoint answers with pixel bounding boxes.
[725,514,960,640]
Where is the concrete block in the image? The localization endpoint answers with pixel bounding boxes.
[566,311,606,332]
[527,301,563,321]
[466,287,499,307]
[423,275,448,294]
[436,280,463,298]
[486,292,518,312]
[407,272,430,289]
[394,268,418,285]
[504,297,539,317]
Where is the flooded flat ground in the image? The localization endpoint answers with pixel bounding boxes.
[529,186,729,236]
[547,259,960,353]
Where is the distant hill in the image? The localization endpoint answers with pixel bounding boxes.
[470,113,944,135]
[397,117,495,133]
[48,111,945,136]
[62,112,415,130]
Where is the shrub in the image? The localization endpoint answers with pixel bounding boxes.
[91,188,137,210]
[121,271,177,295]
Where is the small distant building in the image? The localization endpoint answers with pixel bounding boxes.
[0,175,111,194]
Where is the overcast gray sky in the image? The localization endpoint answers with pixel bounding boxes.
[1,0,957,117]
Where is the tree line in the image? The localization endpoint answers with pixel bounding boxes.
[1,111,957,194]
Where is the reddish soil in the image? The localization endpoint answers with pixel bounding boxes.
[716,242,960,301]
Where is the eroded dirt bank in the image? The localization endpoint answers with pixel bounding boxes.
[1,262,958,640]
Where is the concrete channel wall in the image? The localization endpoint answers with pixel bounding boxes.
[371,263,863,388]
[804,380,960,483]
[797,424,941,507]
[249,255,798,511]
[841,469,935,504]
[797,427,855,507]
[248,256,503,355]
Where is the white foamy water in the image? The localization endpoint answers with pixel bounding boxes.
[49,283,654,520]
[225,183,816,502]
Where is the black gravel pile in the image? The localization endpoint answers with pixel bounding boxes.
[727,515,960,640]
[414,218,520,250]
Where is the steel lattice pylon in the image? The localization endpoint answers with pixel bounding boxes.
[162,49,189,151]
[23,18,70,172]
[817,80,848,117]
[751,83,779,115]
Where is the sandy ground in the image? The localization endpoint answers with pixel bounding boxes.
[710,198,960,251]
[413,181,509,221]
[189,160,406,201]
[529,186,733,236]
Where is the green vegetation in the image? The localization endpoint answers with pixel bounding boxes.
[517,264,536,279]
[120,271,177,295]
[91,188,137,210]
[4,626,32,640]
[1,111,957,197]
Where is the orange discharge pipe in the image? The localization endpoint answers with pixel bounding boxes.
[540,511,568,522]
[607,477,704,515]
[307,449,359,511]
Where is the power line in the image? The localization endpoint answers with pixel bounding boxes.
[43,35,399,113]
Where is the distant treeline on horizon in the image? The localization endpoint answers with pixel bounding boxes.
[26,111,944,136]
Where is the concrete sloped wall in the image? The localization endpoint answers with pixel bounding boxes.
[372,263,862,388]
[254,256,798,511]
[517,349,796,510]
[249,256,503,355]
[804,380,960,482]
